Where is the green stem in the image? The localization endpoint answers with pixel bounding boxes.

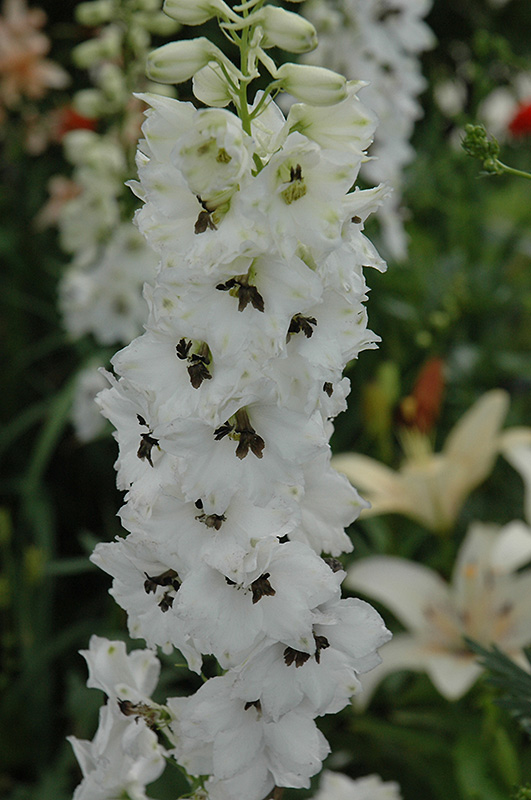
[496,161,531,180]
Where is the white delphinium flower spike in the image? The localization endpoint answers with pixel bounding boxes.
[73,2,393,797]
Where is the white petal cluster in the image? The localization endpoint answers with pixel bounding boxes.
[68,636,167,800]
[303,0,435,260]
[74,5,392,798]
[314,770,402,800]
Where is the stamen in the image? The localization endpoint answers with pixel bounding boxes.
[287,314,317,340]
[251,572,275,603]
[137,432,159,467]
[144,568,181,594]
[195,511,226,530]
[283,646,311,668]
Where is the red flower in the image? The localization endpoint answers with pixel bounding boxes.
[508,101,531,138]
[54,105,97,140]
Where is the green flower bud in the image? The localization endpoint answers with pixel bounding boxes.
[73,88,106,118]
[146,38,226,85]
[162,0,240,25]
[75,0,115,26]
[254,6,318,54]
[276,63,347,105]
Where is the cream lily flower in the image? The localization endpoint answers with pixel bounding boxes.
[499,426,531,525]
[332,390,510,533]
[347,520,531,703]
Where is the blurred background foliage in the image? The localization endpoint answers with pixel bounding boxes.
[1,0,531,798]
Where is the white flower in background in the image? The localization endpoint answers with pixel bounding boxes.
[70,363,109,443]
[500,426,531,523]
[314,770,402,800]
[303,0,435,260]
[72,3,393,798]
[60,223,158,346]
[478,73,531,140]
[347,520,531,702]
[41,0,179,443]
[333,389,510,533]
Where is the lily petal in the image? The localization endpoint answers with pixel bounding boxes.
[346,556,449,632]
[424,651,482,700]
[353,633,426,709]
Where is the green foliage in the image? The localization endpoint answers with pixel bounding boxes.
[467,640,531,738]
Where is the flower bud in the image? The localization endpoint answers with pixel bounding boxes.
[276,63,348,105]
[98,63,127,105]
[141,10,181,35]
[146,38,224,85]
[75,0,115,26]
[255,6,318,54]
[73,88,106,118]
[73,25,123,68]
[162,0,239,25]
[192,62,238,108]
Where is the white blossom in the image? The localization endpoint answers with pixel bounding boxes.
[303,0,435,260]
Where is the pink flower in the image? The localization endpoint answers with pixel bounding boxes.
[0,0,69,113]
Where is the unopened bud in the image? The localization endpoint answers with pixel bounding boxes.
[162,0,239,25]
[255,6,317,53]
[98,63,127,104]
[276,63,347,105]
[73,88,106,118]
[75,0,115,26]
[147,38,225,85]
[193,62,238,108]
[73,25,122,68]
[142,10,181,35]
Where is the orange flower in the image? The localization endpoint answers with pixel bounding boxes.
[399,357,445,434]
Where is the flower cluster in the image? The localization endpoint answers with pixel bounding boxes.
[70,2,392,798]
[336,390,531,702]
[314,769,402,800]
[302,0,435,260]
[0,0,68,121]
[45,0,179,441]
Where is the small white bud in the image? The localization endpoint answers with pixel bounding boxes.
[75,0,115,26]
[255,6,318,54]
[126,22,150,54]
[73,25,123,68]
[98,63,127,104]
[162,0,239,25]
[192,62,238,108]
[276,63,348,105]
[73,88,106,118]
[146,38,225,85]
[141,10,181,35]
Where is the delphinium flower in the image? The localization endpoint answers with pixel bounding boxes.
[70,2,393,798]
[0,0,69,123]
[45,0,179,441]
[301,0,435,260]
[313,770,402,800]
